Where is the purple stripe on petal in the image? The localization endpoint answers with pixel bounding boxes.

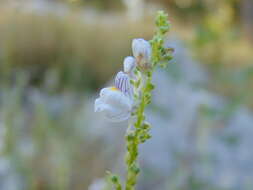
[121,76,125,91]
[114,71,133,99]
[123,76,127,93]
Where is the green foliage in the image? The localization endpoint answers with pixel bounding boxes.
[150,11,173,68]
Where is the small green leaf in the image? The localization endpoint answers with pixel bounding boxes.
[146,83,155,91]
[135,79,141,88]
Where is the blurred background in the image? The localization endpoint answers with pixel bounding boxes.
[0,0,253,189]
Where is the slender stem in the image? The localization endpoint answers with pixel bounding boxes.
[125,72,152,190]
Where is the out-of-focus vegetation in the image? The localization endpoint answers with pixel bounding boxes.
[1,0,252,96]
[0,7,153,92]
[0,3,155,189]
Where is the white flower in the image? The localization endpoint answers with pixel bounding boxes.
[94,72,134,122]
[124,56,136,73]
[132,38,152,69]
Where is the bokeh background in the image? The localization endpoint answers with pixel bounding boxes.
[0,0,253,190]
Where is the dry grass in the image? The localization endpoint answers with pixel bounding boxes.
[0,7,154,91]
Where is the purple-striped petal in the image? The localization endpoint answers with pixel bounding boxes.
[115,71,133,99]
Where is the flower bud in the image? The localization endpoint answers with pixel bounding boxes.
[123,56,136,74]
[110,175,119,183]
[132,38,152,70]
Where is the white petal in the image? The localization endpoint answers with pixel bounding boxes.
[132,38,151,62]
[94,87,133,122]
[102,88,132,110]
[104,104,131,122]
[123,56,136,73]
[94,98,108,112]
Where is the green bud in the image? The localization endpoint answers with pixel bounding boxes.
[126,132,135,141]
[147,71,152,77]
[130,164,140,175]
[111,175,118,183]
[146,134,152,139]
[142,122,151,130]
[146,83,155,91]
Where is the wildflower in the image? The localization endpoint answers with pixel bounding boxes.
[94,72,134,122]
[132,38,152,70]
[93,11,173,190]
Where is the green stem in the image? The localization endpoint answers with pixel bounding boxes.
[125,73,152,190]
